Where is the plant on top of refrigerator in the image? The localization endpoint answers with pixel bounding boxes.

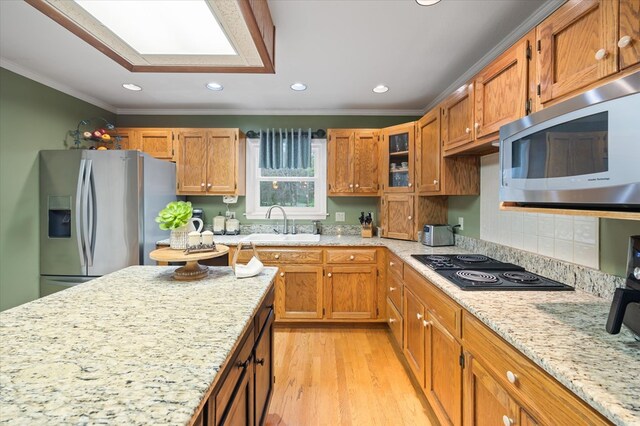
[155,201,193,230]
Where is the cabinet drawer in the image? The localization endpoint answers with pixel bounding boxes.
[387,273,403,314]
[258,248,323,264]
[326,248,377,264]
[462,312,609,426]
[213,326,255,425]
[404,266,461,337]
[255,286,275,336]
[388,252,404,279]
[387,297,403,348]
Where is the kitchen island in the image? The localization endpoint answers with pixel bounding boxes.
[0,266,277,425]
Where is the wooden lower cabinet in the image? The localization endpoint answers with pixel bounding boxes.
[276,265,324,320]
[220,363,254,426]
[325,265,376,319]
[253,310,274,426]
[387,297,403,348]
[403,288,426,385]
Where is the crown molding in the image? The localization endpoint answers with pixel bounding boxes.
[0,58,117,113]
[423,0,564,113]
[115,108,423,116]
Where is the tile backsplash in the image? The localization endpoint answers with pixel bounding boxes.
[480,153,599,269]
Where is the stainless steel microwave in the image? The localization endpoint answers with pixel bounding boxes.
[499,72,640,209]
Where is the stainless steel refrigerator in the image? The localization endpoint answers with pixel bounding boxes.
[39,150,177,296]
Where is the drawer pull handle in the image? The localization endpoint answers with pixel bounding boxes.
[255,358,265,366]
[618,35,632,48]
[327,273,332,277]
[349,255,355,260]
[506,370,518,384]
[389,286,397,292]
[502,415,513,426]
[274,254,280,259]
[416,313,423,320]
[389,318,397,324]
[280,272,285,277]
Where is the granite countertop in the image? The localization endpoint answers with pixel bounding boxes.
[0,266,277,425]
[159,233,640,425]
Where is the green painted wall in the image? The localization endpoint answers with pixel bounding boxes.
[118,114,417,227]
[447,195,480,238]
[0,68,115,311]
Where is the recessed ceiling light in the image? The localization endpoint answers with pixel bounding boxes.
[206,82,224,91]
[373,85,389,94]
[290,83,307,91]
[122,83,142,91]
[416,0,442,5]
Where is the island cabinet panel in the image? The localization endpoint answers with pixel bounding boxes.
[325,265,377,320]
[537,0,619,104]
[619,0,640,70]
[137,129,174,160]
[219,363,254,426]
[327,129,380,196]
[403,287,426,387]
[275,265,324,320]
[254,310,274,426]
[461,312,611,426]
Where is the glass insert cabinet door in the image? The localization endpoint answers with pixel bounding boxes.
[383,122,416,192]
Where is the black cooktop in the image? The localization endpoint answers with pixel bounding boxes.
[411,254,574,291]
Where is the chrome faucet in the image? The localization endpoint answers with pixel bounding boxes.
[265,205,288,234]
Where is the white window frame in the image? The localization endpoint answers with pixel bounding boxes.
[245,138,327,220]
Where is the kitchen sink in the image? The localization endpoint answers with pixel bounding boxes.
[240,233,321,243]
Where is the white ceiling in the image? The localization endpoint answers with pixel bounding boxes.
[0,0,555,115]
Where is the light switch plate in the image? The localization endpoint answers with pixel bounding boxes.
[335,212,346,222]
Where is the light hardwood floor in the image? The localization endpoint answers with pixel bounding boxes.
[266,327,437,426]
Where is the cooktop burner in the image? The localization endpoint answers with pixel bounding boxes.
[410,253,574,291]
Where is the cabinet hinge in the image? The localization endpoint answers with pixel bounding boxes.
[537,39,541,52]
[328,183,332,190]
[176,181,179,190]
[526,43,532,60]
[172,133,175,141]
[323,270,325,276]
[525,99,532,115]
[376,269,380,277]
[459,353,465,369]
[322,308,326,315]
[536,84,541,97]
[376,307,379,316]
[172,148,174,156]
[234,183,237,190]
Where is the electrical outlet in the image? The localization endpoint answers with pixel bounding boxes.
[335,212,346,222]
[229,212,236,219]
[458,217,464,231]
[225,211,235,219]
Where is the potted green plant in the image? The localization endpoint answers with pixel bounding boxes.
[156,201,203,249]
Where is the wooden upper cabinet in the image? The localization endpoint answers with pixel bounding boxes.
[416,108,441,193]
[382,122,416,193]
[382,194,414,240]
[109,128,136,151]
[474,37,529,140]
[176,128,245,196]
[137,129,174,160]
[619,0,640,70]
[537,0,619,104]
[442,84,474,153]
[325,265,376,320]
[353,131,379,194]
[327,129,379,196]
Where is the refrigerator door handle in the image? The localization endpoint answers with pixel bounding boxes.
[82,159,93,266]
[75,158,86,267]
[88,161,97,266]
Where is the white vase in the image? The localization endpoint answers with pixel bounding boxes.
[169,218,203,250]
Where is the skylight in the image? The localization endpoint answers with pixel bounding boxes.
[74,0,236,55]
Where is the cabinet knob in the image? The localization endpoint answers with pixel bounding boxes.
[433,179,438,185]
[355,184,360,188]
[274,254,280,259]
[474,122,480,130]
[349,183,354,188]
[389,261,395,266]
[506,370,518,384]
[389,286,397,292]
[408,216,412,220]
[595,48,608,61]
[618,35,632,48]
[349,255,355,260]
[423,319,432,327]
[255,358,265,366]
[502,415,514,426]
[200,183,205,187]
[280,272,285,277]
[389,318,397,324]
[207,183,212,188]
[416,313,423,320]
[408,182,412,187]
[327,272,332,277]
[465,127,471,134]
